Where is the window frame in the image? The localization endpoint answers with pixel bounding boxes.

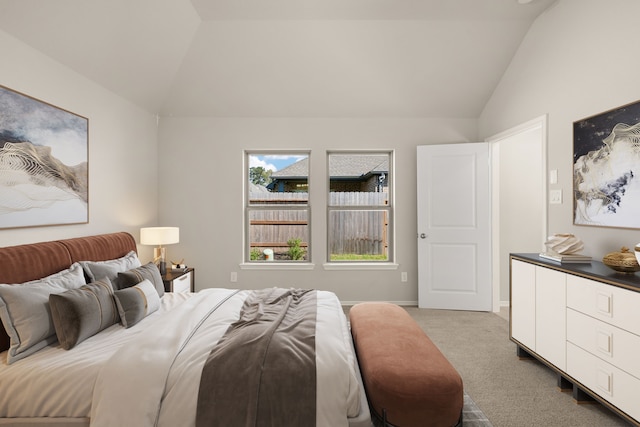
[325,150,395,266]
[243,150,313,266]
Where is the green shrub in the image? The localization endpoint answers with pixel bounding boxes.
[250,248,262,260]
[287,238,306,261]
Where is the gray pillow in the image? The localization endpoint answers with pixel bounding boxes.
[79,251,141,288]
[0,263,86,364]
[49,278,120,350]
[117,262,165,298]
[114,279,160,328]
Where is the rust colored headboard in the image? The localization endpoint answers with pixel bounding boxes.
[0,232,137,353]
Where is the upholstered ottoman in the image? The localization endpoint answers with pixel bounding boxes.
[349,302,463,427]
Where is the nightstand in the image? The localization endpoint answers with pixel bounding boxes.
[162,267,194,293]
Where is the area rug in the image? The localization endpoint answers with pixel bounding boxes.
[462,391,493,426]
[370,391,492,426]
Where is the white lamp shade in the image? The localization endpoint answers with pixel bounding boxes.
[140,227,180,245]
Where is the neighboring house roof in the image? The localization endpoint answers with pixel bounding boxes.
[271,158,310,179]
[249,182,269,193]
[271,155,388,179]
[328,155,388,179]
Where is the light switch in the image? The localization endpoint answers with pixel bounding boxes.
[549,169,558,184]
[549,189,562,204]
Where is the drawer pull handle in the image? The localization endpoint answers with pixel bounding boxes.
[596,292,612,317]
[596,369,612,396]
[177,275,188,281]
[596,330,612,357]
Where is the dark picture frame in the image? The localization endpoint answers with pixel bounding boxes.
[573,100,640,229]
[0,85,88,229]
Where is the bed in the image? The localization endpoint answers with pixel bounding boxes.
[0,232,371,427]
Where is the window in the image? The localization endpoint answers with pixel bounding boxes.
[245,152,310,262]
[327,151,393,262]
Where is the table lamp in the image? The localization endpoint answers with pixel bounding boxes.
[140,227,179,274]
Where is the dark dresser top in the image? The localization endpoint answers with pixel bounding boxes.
[511,253,640,292]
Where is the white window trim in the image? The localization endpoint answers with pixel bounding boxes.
[322,262,399,271]
[325,150,395,266]
[243,149,397,271]
[244,150,312,265]
[240,262,316,270]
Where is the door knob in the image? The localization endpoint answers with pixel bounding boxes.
[419,233,427,239]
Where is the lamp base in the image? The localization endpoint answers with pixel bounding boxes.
[153,247,167,275]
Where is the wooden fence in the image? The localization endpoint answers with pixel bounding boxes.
[249,191,388,258]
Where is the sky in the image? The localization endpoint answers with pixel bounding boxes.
[249,154,306,172]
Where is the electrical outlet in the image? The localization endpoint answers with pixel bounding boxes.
[230,271,238,282]
[401,272,408,282]
[549,189,562,204]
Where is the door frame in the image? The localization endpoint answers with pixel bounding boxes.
[485,115,548,312]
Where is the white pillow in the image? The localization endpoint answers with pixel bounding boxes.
[0,263,86,364]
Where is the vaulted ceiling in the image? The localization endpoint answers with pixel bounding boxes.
[0,0,556,117]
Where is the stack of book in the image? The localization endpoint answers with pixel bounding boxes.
[538,252,592,263]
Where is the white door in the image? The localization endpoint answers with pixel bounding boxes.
[417,143,491,311]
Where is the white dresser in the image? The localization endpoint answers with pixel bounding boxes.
[510,254,640,426]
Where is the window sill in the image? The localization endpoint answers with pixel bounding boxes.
[322,262,399,271]
[240,262,315,271]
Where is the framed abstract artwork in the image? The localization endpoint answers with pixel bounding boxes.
[0,85,88,229]
[573,100,640,229]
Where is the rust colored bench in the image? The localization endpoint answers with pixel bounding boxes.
[349,302,463,427]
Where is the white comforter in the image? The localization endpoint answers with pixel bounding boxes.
[1,289,363,427]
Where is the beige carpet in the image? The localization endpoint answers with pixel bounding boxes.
[347,306,633,427]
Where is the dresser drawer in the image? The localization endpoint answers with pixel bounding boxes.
[510,259,536,350]
[567,342,640,422]
[566,275,640,336]
[567,308,640,380]
[171,271,192,293]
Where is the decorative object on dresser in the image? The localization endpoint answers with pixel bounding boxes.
[602,247,640,273]
[510,253,640,427]
[538,252,592,263]
[170,258,187,269]
[0,85,88,229]
[140,227,179,274]
[544,233,584,254]
[540,233,591,263]
[162,267,194,293]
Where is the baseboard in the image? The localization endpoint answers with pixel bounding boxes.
[341,300,418,306]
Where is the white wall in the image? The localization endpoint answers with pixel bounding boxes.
[493,125,545,303]
[13,0,636,304]
[0,30,159,256]
[480,0,640,259]
[158,117,476,303]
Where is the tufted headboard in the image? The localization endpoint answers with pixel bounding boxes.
[0,232,137,352]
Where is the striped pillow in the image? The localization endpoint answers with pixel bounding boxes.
[49,278,119,350]
[113,279,160,328]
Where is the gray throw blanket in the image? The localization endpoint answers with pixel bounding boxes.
[196,288,317,427]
